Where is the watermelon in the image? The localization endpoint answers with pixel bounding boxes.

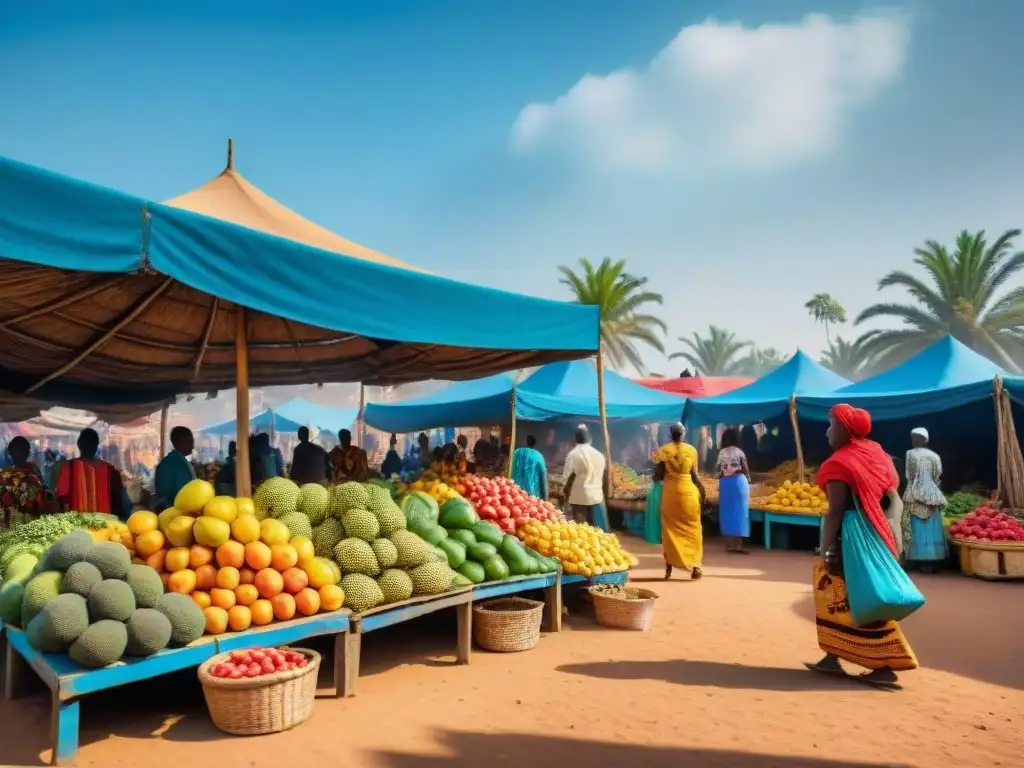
[398,492,439,525]
[439,498,479,530]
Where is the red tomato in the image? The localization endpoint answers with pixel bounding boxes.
[497,506,511,519]
[229,667,244,679]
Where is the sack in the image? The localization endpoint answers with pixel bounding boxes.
[644,481,663,545]
[841,502,925,626]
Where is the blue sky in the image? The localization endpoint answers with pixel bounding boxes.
[2,0,1023,376]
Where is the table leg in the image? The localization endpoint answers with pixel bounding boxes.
[341,631,360,698]
[318,631,347,698]
[763,515,772,551]
[49,689,79,766]
[542,577,563,633]
[3,635,27,701]
[455,601,472,665]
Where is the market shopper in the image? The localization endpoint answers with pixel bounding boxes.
[511,434,548,500]
[215,441,237,496]
[716,428,751,554]
[806,404,918,690]
[655,423,706,580]
[55,428,127,518]
[330,428,369,483]
[0,436,52,527]
[381,434,403,477]
[290,426,329,485]
[901,427,948,570]
[154,426,196,511]
[561,425,608,529]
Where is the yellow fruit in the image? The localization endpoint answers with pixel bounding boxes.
[168,568,197,595]
[235,497,256,516]
[323,557,342,584]
[158,507,186,533]
[230,514,261,544]
[127,510,159,536]
[165,547,191,573]
[166,515,197,548]
[318,584,344,612]
[91,528,111,542]
[302,557,336,589]
[203,495,238,524]
[259,518,290,546]
[135,530,166,558]
[174,479,215,514]
[193,516,231,548]
[290,536,315,564]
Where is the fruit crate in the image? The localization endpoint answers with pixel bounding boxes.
[951,539,1024,580]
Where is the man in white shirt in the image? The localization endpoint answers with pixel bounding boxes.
[561,425,608,526]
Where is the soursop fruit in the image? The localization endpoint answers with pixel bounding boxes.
[253,477,300,519]
[0,582,25,626]
[450,573,473,589]
[369,538,398,569]
[390,529,433,568]
[21,571,63,627]
[88,579,136,622]
[124,564,164,609]
[62,561,104,599]
[84,541,131,579]
[125,608,173,657]
[155,592,205,647]
[312,518,346,558]
[68,620,129,668]
[410,562,456,597]
[29,593,89,652]
[334,538,380,576]
[343,508,380,542]
[334,482,370,514]
[369,495,407,536]
[46,529,95,571]
[296,483,330,525]
[341,573,384,612]
[376,569,413,604]
[278,512,313,541]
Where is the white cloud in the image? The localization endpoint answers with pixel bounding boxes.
[512,12,910,174]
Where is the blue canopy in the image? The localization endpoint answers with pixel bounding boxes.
[797,337,1004,422]
[201,397,357,436]
[1007,376,1024,407]
[363,360,686,432]
[0,154,598,421]
[683,350,849,427]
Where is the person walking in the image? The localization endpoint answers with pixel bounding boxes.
[716,428,751,554]
[561,425,608,530]
[511,435,548,500]
[654,423,706,580]
[901,427,947,570]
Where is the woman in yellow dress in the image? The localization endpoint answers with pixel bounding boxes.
[654,423,706,580]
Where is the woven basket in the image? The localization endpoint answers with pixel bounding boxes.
[951,538,1024,580]
[589,586,659,631]
[198,647,320,735]
[472,597,544,652]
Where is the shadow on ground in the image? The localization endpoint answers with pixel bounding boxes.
[371,729,910,767]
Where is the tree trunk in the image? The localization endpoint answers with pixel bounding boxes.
[596,345,613,504]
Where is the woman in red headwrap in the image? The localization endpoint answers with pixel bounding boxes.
[805,404,918,690]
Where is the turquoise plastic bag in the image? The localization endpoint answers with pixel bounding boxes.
[842,505,925,626]
[644,481,663,545]
[592,503,610,532]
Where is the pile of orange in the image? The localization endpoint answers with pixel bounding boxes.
[125,479,344,636]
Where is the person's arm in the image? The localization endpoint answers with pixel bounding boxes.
[904,450,916,485]
[603,465,610,503]
[933,454,943,483]
[652,462,665,482]
[110,469,126,519]
[739,454,751,482]
[821,480,847,569]
[540,463,548,501]
[690,464,706,508]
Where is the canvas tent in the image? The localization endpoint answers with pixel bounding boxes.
[201,397,357,437]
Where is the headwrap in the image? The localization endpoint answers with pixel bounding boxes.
[910,427,929,441]
[817,404,899,555]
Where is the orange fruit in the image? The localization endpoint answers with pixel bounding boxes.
[227,605,252,632]
[194,564,217,591]
[294,587,320,616]
[203,606,229,635]
[203,495,238,524]
[318,584,344,612]
[159,571,170,589]
[259,519,290,546]
[189,545,214,569]
[167,568,197,595]
[244,541,272,570]
[165,546,191,573]
[250,599,274,626]
[127,510,159,536]
[238,566,256,585]
[135,530,166,558]
[191,590,212,609]
[216,566,240,590]
[290,536,315,564]
[230,513,261,544]
[301,558,336,589]
[235,497,256,516]
[254,568,284,599]
[234,584,259,606]
[210,587,237,610]
[271,592,296,621]
[144,549,167,572]
[215,540,245,569]
[270,543,298,572]
[281,567,308,595]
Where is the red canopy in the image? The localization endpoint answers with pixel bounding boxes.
[632,376,753,398]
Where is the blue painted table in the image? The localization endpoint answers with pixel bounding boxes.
[749,509,823,550]
[561,570,630,586]
[342,586,474,697]
[472,573,562,631]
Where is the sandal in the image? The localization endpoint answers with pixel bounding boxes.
[856,671,902,691]
[664,564,673,580]
[803,661,848,678]
[691,567,703,580]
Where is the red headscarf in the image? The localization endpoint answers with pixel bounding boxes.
[816,404,899,555]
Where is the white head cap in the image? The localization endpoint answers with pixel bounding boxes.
[910,427,929,441]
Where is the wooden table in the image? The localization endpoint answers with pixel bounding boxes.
[472,573,562,631]
[749,509,823,550]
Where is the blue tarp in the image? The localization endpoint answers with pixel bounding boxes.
[201,398,357,436]
[1007,376,1024,406]
[363,360,686,432]
[797,337,1004,422]
[683,350,849,427]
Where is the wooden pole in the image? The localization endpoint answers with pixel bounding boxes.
[358,383,366,449]
[788,396,806,483]
[507,392,517,478]
[158,405,168,460]
[596,346,613,501]
[235,307,252,497]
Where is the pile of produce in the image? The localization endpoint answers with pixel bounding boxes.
[133,479,344,635]
[760,460,817,487]
[393,468,465,505]
[761,480,825,515]
[208,647,309,679]
[949,505,1024,543]
[459,475,561,533]
[941,491,989,529]
[609,463,651,500]
[0,512,120,584]
[0,529,208,668]
[517,520,636,578]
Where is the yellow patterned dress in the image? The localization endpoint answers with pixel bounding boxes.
[656,441,703,570]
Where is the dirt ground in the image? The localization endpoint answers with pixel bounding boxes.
[1,535,1022,768]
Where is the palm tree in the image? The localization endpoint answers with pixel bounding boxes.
[805,293,847,344]
[558,257,667,373]
[669,326,751,376]
[820,336,875,380]
[739,347,786,377]
[855,229,1024,372]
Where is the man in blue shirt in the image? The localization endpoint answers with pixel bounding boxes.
[155,426,196,511]
[510,434,548,500]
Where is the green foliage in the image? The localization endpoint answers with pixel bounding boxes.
[670,326,751,376]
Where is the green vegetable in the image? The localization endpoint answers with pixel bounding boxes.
[944,492,987,521]
[0,512,115,578]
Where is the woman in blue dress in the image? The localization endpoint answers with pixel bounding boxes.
[716,428,751,554]
[901,427,947,571]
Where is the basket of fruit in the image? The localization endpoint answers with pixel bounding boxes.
[198,647,320,735]
[589,584,658,631]
[948,504,1024,580]
[472,597,544,652]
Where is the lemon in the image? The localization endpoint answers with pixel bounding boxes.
[127,510,159,536]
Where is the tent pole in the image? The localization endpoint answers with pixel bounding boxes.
[235,307,252,497]
[358,383,366,449]
[788,396,806,483]
[158,405,168,459]
[596,345,613,502]
[507,392,516,478]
